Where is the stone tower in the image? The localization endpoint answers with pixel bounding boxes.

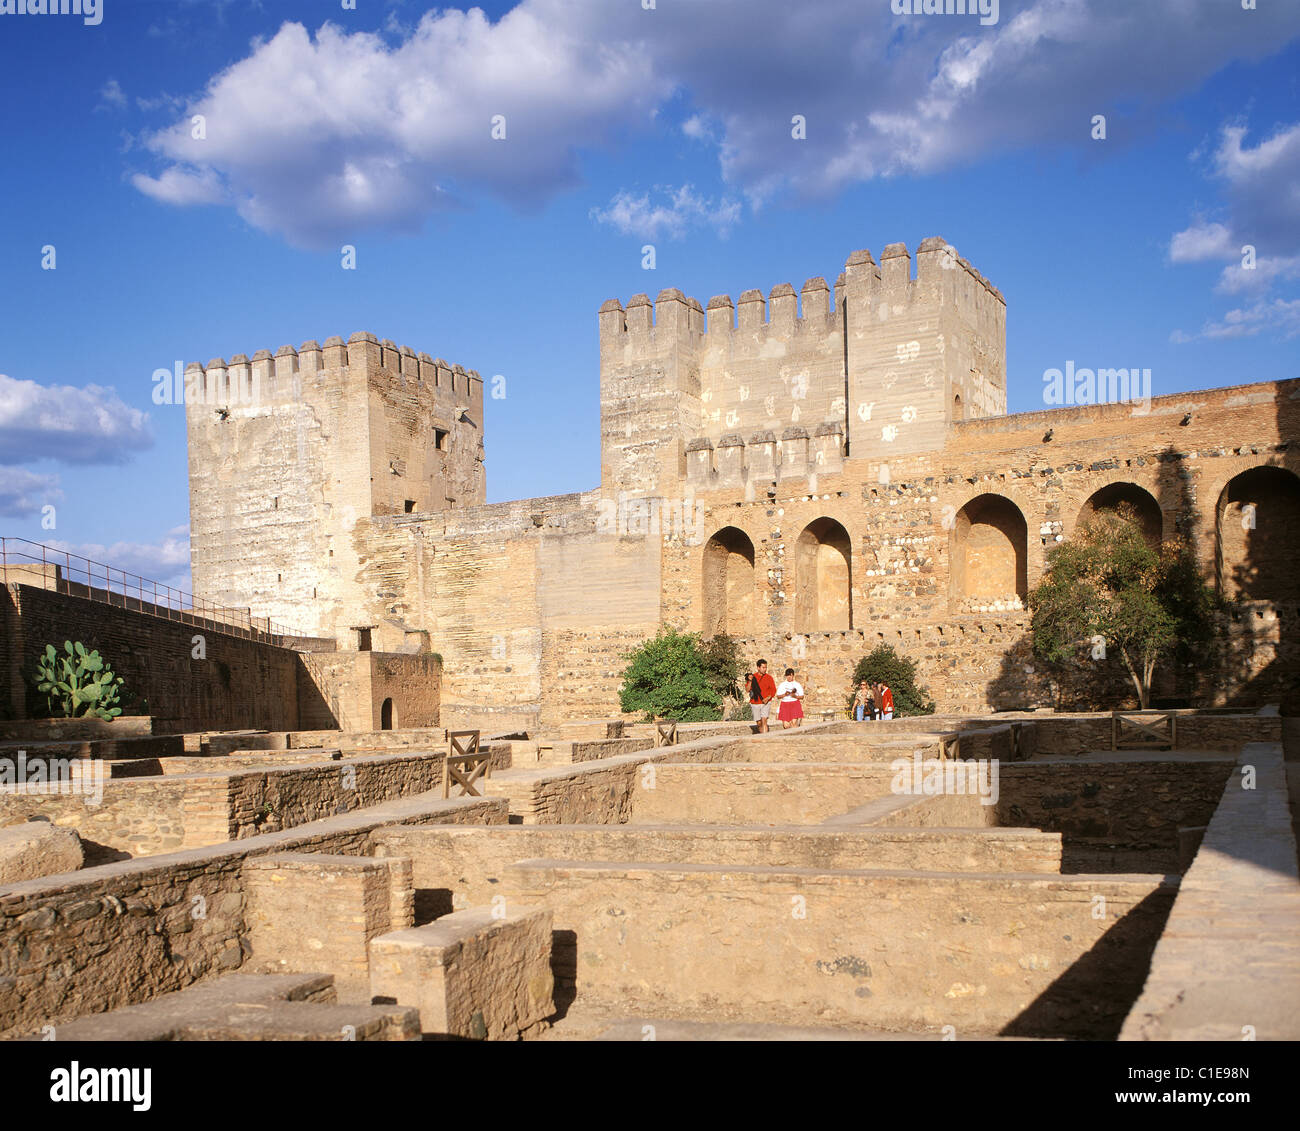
[597,237,1006,495]
[185,332,485,641]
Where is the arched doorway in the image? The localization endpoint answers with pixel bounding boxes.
[795,518,852,630]
[380,698,395,730]
[1077,482,1163,548]
[702,527,756,636]
[1216,466,1300,601]
[950,494,1028,609]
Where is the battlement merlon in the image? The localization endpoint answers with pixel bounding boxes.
[598,238,1003,343]
[184,332,484,417]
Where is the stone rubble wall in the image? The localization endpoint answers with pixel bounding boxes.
[0,793,503,1039]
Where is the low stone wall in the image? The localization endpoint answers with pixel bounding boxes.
[628,764,903,826]
[0,747,512,863]
[498,859,1176,1038]
[287,727,446,751]
[997,758,1234,861]
[731,733,945,763]
[563,737,654,764]
[1120,742,1300,1040]
[483,738,740,824]
[858,792,1001,829]
[0,734,184,762]
[371,823,1063,913]
[0,793,504,1038]
[0,717,153,742]
[865,711,1274,756]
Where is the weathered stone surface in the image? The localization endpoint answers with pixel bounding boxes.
[0,821,83,885]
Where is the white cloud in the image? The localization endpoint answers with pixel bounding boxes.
[592,185,743,241]
[1170,120,1300,338]
[1172,297,1300,343]
[1169,221,1237,264]
[130,1,1300,246]
[0,373,153,465]
[97,78,127,112]
[0,468,62,518]
[132,10,665,247]
[46,525,192,593]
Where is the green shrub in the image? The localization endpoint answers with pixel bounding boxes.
[618,626,735,722]
[846,645,935,717]
[30,641,128,721]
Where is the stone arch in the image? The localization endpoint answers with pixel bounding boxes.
[953,393,963,422]
[380,698,395,730]
[702,526,756,636]
[1216,465,1300,601]
[795,518,852,631]
[950,493,1028,609]
[1076,482,1163,548]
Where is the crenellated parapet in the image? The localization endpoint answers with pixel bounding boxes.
[599,238,1007,495]
[185,332,484,415]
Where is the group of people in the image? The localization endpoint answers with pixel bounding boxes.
[853,679,894,721]
[741,660,895,731]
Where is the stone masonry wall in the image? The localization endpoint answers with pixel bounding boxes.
[0,793,504,1038]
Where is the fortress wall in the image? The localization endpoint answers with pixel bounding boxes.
[665,382,1298,713]
[3,583,301,733]
[696,279,846,446]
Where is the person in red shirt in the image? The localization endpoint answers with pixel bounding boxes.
[744,659,777,733]
[875,681,895,720]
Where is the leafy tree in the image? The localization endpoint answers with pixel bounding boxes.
[845,644,935,716]
[698,633,744,706]
[619,626,730,722]
[1028,504,1215,708]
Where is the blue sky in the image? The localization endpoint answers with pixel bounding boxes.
[1,0,1298,592]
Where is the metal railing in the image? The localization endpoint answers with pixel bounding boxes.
[0,536,313,646]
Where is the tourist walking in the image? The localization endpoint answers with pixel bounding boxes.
[745,659,777,734]
[776,668,805,729]
[876,681,894,721]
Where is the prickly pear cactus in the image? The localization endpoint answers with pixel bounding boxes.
[31,640,127,721]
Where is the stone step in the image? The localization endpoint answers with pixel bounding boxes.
[369,904,554,1040]
[17,973,419,1041]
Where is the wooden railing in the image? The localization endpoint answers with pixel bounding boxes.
[442,730,490,797]
[1112,710,1176,750]
[653,719,678,748]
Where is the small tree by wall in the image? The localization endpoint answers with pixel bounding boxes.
[845,645,935,716]
[619,627,741,722]
[1028,504,1216,708]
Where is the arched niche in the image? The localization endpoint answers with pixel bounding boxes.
[1077,482,1163,549]
[795,518,852,631]
[950,493,1028,609]
[702,526,756,636]
[1216,465,1300,601]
